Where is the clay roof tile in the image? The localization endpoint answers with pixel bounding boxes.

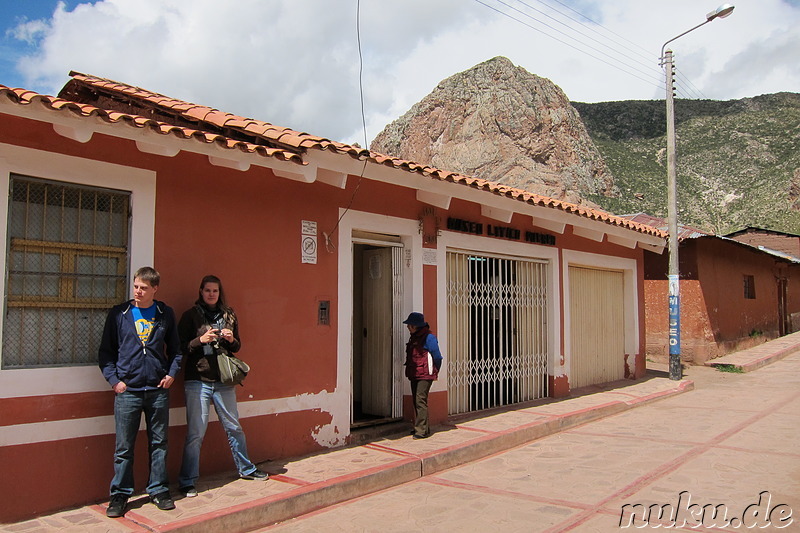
[184,106,212,122]
[22,75,664,239]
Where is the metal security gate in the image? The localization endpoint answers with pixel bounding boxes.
[447,251,548,415]
[569,266,625,388]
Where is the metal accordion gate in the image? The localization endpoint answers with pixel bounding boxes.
[446,250,549,415]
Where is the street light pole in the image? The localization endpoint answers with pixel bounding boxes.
[661,4,734,381]
[664,48,681,381]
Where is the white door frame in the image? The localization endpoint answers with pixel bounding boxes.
[337,210,423,425]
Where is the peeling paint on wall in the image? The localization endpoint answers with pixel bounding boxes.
[310,420,344,448]
[234,388,351,448]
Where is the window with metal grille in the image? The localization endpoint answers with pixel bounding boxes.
[2,175,130,368]
[743,275,755,299]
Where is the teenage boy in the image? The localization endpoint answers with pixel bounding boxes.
[99,266,182,518]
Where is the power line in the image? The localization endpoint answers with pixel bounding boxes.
[534,0,711,100]
[514,0,663,80]
[492,0,665,86]
[476,0,712,101]
[474,0,666,91]
[323,0,368,252]
[675,69,708,100]
[537,0,656,66]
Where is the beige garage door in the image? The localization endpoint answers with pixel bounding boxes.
[569,266,625,389]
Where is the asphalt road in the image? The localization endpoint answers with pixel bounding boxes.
[260,357,800,532]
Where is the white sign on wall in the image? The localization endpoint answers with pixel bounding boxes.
[422,248,437,266]
[302,220,317,264]
[301,220,317,236]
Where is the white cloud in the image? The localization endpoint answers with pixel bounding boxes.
[7,0,799,144]
[7,19,49,44]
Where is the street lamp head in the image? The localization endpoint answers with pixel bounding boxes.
[662,4,735,60]
[706,4,735,21]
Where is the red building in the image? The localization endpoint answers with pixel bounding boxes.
[725,226,800,259]
[0,73,665,521]
[626,215,800,364]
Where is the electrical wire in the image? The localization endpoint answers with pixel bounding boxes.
[476,0,711,100]
[512,0,664,82]
[675,69,708,100]
[475,0,666,91]
[532,0,710,100]
[538,0,656,66]
[323,0,369,253]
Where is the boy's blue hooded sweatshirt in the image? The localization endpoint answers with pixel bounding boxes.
[99,299,182,391]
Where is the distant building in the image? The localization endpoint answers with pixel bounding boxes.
[725,226,800,259]
[625,214,800,364]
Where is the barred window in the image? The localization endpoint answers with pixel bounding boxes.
[743,274,756,300]
[2,175,130,368]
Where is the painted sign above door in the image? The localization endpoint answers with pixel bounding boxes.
[446,217,556,246]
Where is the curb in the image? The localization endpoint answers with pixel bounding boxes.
[705,342,800,372]
[160,457,421,533]
[162,379,694,532]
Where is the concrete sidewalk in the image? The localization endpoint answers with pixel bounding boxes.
[5,333,798,533]
[704,330,800,372]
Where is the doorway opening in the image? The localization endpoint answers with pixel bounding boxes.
[352,235,404,428]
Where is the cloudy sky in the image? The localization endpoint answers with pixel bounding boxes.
[1,0,798,145]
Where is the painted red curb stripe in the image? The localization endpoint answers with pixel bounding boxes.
[155,456,419,531]
[88,504,149,531]
[268,474,312,486]
[363,442,420,457]
[423,476,595,511]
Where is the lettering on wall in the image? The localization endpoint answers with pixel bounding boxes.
[446,217,556,246]
[419,207,441,244]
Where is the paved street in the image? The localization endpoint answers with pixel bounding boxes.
[4,336,798,533]
[261,356,800,532]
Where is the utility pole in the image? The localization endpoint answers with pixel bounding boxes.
[664,49,681,380]
[660,4,735,381]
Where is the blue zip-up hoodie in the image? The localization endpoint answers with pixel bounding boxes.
[99,299,182,391]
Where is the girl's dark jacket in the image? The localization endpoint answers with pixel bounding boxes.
[405,326,443,381]
[98,300,182,391]
[178,304,241,382]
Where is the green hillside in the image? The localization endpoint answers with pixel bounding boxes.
[572,93,800,234]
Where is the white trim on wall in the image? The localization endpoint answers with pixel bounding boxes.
[337,209,424,407]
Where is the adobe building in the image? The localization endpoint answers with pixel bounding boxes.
[626,214,800,364]
[725,226,800,258]
[0,73,665,521]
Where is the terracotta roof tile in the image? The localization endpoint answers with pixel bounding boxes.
[241,123,271,136]
[183,106,212,122]
[620,213,708,240]
[11,72,665,240]
[202,110,231,127]
[0,83,304,166]
[222,118,252,129]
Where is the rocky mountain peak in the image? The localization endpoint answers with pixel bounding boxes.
[371,56,616,205]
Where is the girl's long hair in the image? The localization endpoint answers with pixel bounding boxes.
[195,274,230,313]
